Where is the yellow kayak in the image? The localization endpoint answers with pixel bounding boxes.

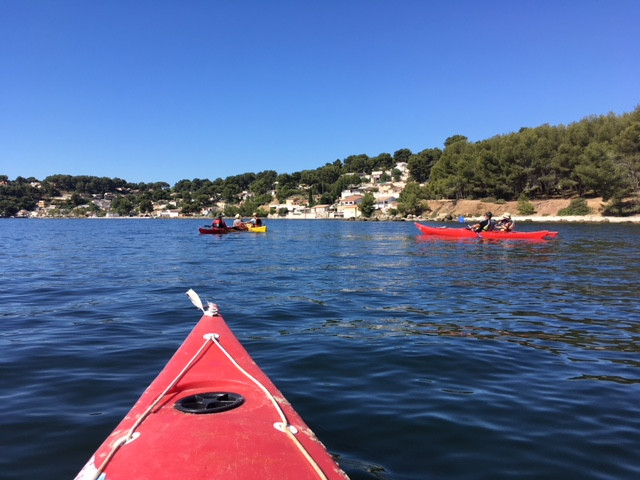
[248,225,267,233]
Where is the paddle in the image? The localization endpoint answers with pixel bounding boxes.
[459,216,483,237]
[186,289,218,316]
[186,289,205,313]
[465,225,482,238]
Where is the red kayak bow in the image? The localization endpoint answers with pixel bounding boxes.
[75,290,347,480]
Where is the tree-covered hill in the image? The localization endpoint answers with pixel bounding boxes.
[426,108,640,201]
[2,106,639,217]
[400,106,639,216]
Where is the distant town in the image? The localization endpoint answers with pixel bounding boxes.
[1,162,412,220]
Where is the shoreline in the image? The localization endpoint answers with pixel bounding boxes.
[409,197,640,224]
[11,214,640,223]
[453,214,640,224]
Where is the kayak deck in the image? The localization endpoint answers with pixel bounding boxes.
[414,222,558,239]
[75,291,346,480]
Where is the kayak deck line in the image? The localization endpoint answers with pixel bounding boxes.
[76,290,346,480]
[84,333,218,480]
[207,330,329,480]
[84,332,329,480]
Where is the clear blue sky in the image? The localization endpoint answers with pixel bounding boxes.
[2,0,639,186]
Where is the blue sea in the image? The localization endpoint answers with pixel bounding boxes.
[1,218,639,480]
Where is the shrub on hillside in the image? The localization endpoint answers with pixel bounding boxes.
[517,195,536,215]
[602,198,640,216]
[558,198,592,216]
[481,197,506,204]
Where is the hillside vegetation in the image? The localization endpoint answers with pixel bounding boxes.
[2,106,639,218]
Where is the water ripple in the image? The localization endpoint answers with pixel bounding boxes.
[1,219,639,479]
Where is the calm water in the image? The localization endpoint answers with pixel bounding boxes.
[1,219,639,480]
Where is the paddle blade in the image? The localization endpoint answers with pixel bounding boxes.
[186,289,218,316]
[186,289,205,313]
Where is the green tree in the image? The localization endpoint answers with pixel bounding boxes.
[69,192,84,207]
[574,142,630,200]
[614,122,640,192]
[397,182,429,215]
[222,183,241,202]
[330,174,362,200]
[343,154,370,174]
[427,137,476,199]
[370,152,394,171]
[250,170,277,195]
[408,148,442,183]
[181,202,199,216]
[111,196,134,216]
[393,148,413,164]
[139,199,154,214]
[0,199,19,217]
[359,192,376,217]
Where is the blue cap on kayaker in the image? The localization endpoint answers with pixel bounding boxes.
[485,211,493,218]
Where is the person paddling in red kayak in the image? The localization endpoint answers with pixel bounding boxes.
[496,212,515,232]
[469,211,495,232]
[212,213,227,229]
[232,213,247,230]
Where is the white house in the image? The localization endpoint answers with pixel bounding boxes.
[337,195,364,219]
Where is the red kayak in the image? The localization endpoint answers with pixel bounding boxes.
[415,222,558,240]
[199,225,266,234]
[199,225,248,234]
[75,290,347,480]
[199,226,230,234]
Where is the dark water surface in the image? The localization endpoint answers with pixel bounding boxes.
[1,219,639,479]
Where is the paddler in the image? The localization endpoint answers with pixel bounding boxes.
[233,214,247,230]
[469,211,495,232]
[496,212,515,232]
[212,213,227,229]
[249,212,262,227]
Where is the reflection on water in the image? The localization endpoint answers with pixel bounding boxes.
[311,309,640,382]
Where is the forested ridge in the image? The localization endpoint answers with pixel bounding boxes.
[2,106,639,217]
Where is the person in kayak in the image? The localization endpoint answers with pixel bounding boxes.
[469,212,495,232]
[497,212,514,232]
[249,212,262,227]
[212,214,227,229]
[233,214,246,230]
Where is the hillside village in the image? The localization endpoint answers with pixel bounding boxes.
[11,162,411,219]
[267,162,409,220]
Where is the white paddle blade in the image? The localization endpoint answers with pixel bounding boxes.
[186,289,205,313]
